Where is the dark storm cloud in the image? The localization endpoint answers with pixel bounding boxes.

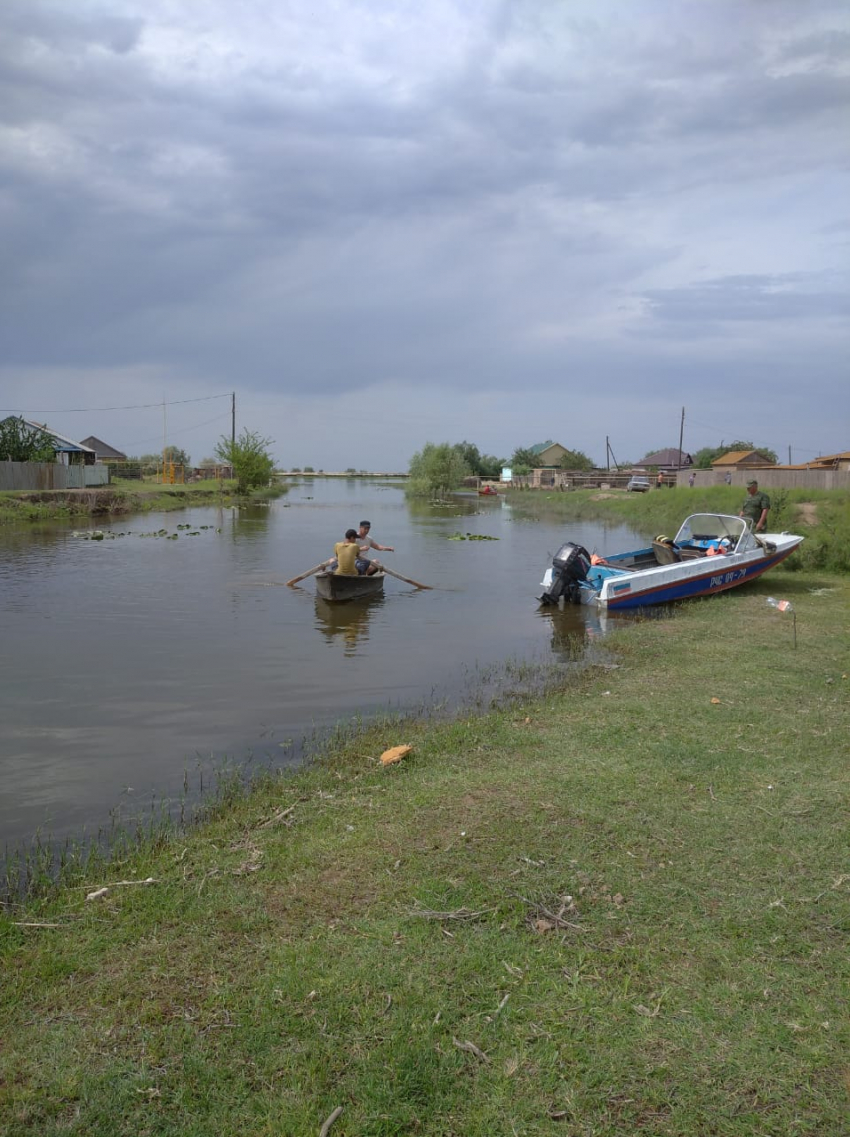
[638,274,850,334]
[1,3,141,55]
[1,0,847,465]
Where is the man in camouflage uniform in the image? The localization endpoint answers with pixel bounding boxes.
[739,479,770,532]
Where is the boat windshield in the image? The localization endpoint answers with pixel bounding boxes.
[674,514,749,552]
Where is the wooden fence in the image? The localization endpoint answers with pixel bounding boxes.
[676,468,850,491]
[0,461,110,491]
[509,468,850,492]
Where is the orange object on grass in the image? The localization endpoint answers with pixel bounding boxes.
[380,745,412,766]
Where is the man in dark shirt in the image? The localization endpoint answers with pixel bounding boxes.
[739,480,770,532]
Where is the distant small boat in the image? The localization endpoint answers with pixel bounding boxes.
[538,513,803,610]
[315,570,385,602]
[478,485,503,496]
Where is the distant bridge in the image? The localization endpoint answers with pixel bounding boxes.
[275,471,409,478]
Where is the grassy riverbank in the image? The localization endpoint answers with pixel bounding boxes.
[507,484,850,574]
[2,573,848,1135]
[0,480,287,524]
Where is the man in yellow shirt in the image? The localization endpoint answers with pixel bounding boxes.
[330,529,361,576]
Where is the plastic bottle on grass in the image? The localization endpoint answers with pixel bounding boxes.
[766,597,793,612]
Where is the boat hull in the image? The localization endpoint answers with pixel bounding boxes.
[540,516,804,612]
[315,571,385,602]
[597,541,802,610]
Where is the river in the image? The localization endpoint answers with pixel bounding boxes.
[0,479,645,850]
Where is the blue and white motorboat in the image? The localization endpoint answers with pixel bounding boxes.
[538,513,804,611]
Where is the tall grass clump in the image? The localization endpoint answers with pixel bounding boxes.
[787,491,850,573]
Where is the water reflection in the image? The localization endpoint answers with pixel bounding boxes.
[405,497,482,521]
[537,598,673,657]
[230,502,273,539]
[313,595,385,656]
[535,603,606,660]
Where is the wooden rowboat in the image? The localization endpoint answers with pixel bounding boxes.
[315,570,385,602]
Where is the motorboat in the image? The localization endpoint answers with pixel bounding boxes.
[538,514,803,610]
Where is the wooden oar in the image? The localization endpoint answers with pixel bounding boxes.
[373,562,432,590]
[285,561,328,587]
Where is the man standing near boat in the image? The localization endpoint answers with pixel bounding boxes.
[357,520,394,576]
[739,479,770,532]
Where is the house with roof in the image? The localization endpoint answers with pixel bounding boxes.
[529,440,569,466]
[711,449,775,471]
[79,435,128,463]
[633,448,693,471]
[805,450,850,471]
[0,417,96,464]
[0,416,109,490]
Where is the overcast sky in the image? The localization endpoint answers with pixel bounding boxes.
[1,0,848,469]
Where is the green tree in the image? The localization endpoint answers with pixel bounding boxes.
[558,448,595,472]
[510,446,543,473]
[214,428,276,493]
[0,417,55,462]
[693,440,779,469]
[163,445,191,468]
[477,453,506,478]
[453,441,484,475]
[453,441,505,478]
[407,442,471,499]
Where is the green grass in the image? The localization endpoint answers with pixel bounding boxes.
[0,481,288,525]
[507,484,850,573]
[1,573,848,1134]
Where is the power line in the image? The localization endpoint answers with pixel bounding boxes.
[685,416,833,455]
[124,412,232,451]
[0,394,231,414]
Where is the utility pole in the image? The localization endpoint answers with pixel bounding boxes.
[607,437,620,471]
[788,445,792,464]
[605,435,610,472]
[162,394,167,483]
[231,391,236,449]
[677,406,685,470]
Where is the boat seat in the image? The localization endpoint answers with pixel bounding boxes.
[652,538,681,565]
[678,547,705,560]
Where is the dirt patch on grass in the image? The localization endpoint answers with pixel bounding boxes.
[795,502,818,526]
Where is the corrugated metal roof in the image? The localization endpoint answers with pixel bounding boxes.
[22,420,95,454]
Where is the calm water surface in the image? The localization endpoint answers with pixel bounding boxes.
[0,480,644,847]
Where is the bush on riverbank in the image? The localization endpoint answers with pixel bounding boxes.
[2,574,848,1135]
[507,484,850,573]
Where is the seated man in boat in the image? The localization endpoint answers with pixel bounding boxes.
[328,529,362,576]
[356,520,394,576]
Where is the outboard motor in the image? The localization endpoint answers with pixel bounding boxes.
[538,541,592,606]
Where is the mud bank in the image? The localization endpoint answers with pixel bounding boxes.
[0,486,233,524]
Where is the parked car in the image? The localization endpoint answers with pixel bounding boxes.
[626,476,651,492]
